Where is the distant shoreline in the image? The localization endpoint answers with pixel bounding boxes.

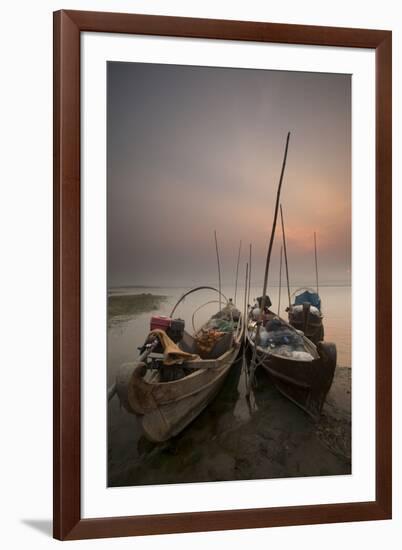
[108,282,352,292]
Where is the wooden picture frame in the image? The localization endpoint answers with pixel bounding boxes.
[53,9,392,540]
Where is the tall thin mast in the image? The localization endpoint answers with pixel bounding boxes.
[243,262,249,344]
[234,240,242,305]
[314,231,319,294]
[260,132,291,312]
[214,230,222,311]
[247,243,252,306]
[247,132,291,396]
[280,204,291,309]
[278,245,283,315]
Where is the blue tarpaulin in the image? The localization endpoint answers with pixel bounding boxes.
[294,290,321,310]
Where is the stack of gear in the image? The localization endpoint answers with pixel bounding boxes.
[250,316,314,362]
[264,318,302,344]
[208,317,234,333]
[195,329,225,358]
[150,315,185,343]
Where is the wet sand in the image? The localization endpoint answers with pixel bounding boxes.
[108,361,351,487]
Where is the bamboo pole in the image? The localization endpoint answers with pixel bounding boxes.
[248,132,291,395]
[280,204,291,309]
[214,230,222,311]
[234,239,242,305]
[242,262,250,389]
[247,243,252,307]
[314,231,319,295]
[260,132,291,312]
[278,245,283,315]
[243,262,249,345]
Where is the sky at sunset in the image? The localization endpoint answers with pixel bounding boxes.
[107,62,351,288]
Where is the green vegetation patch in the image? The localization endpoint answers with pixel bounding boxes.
[108,293,167,325]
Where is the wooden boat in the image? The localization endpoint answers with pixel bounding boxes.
[114,288,244,442]
[280,223,324,344]
[244,133,336,417]
[247,307,336,419]
[287,287,324,344]
[281,226,324,344]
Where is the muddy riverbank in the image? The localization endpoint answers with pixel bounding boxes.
[108,362,351,487]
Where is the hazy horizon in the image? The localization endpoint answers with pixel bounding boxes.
[107,62,351,289]
[108,280,352,290]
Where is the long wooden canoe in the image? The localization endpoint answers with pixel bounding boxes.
[115,301,244,442]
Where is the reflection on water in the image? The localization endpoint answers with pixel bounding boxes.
[107,285,351,487]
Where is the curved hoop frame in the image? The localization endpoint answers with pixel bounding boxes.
[191,300,220,332]
[169,286,228,318]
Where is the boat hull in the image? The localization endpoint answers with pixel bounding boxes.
[261,342,336,418]
[288,308,324,345]
[247,331,336,418]
[117,346,240,442]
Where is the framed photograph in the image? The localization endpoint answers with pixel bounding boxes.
[53,10,392,540]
